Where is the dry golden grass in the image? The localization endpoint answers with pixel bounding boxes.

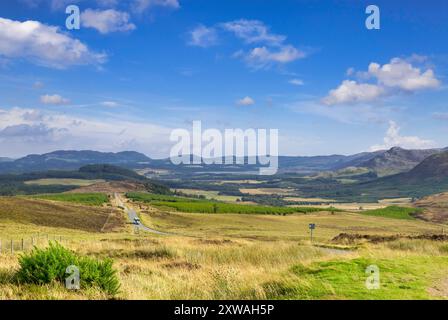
[1,196,448,300]
[0,197,126,234]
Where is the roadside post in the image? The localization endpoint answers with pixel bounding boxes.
[309,223,316,243]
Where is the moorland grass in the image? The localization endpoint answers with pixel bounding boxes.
[31,193,109,206]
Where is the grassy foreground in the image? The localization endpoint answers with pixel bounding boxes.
[1,194,448,300]
[1,236,448,299]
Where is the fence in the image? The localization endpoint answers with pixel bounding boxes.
[0,234,67,254]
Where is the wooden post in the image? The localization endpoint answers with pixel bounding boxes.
[10,240,13,254]
[21,238,24,251]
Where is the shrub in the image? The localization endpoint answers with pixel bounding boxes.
[16,242,120,295]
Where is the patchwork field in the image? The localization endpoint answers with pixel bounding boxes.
[174,188,242,202]
[239,188,295,195]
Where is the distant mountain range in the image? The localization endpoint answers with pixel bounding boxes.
[0,146,446,176]
[0,150,152,173]
[327,151,448,201]
[278,146,446,175]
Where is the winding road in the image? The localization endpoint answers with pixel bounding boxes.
[114,193,168,235]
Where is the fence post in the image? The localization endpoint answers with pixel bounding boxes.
[21,238,24,251]
[10,240,13,254]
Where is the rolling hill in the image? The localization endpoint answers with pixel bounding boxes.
[0,164,170,196]
[330,151,448,201]
[0,150,152,173]
[355,147,443,176]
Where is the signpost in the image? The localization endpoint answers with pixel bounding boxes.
[309,223,316,243]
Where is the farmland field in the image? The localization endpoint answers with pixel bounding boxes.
[126,192,329,215]
[239,188,295,195]
[174,188,241,202]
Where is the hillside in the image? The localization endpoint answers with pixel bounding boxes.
[0,197,125,232]
[356,147,442,176]
[414,192,448,223]
[0,150,152,173]
[299,151,448,202]
[67,181,148,194]
[0,164,170,196]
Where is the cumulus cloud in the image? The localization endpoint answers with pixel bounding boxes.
[322,80,385,105]
[367,58,440,91]
[40,94,70,105]
[81,9,136,34]
[188,25,218,48]
[323,57,441,105]
[370,121,436,151]
[0,18,106,69]
[236,96,255,106]
[245,45,305,69]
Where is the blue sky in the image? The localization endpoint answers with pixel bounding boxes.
[0,0,447,158]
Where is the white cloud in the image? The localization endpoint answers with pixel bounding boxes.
[220,19,285,45]
[188,25,218,48]
[81,9,136,34]
[289,79,304,86]
[40,94,70,105]
[190,19,305,69]
[323,57,441,105]
[0,18,106,69]
[322,80,385,105]
[367,58,440,91]
[246,46,305,68]
[101,101,119,107]
[236,96,255,106]
[370,121,436,151]
[0,107,173,158]
[132,0,180,13]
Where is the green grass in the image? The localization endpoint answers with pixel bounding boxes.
[126,192,333,215]
[263,256,448,300]
[30,193,109,206]
[150,201,324,215]
[361,206,421,220]
[17,242,120,296]
[126,192,199,203]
